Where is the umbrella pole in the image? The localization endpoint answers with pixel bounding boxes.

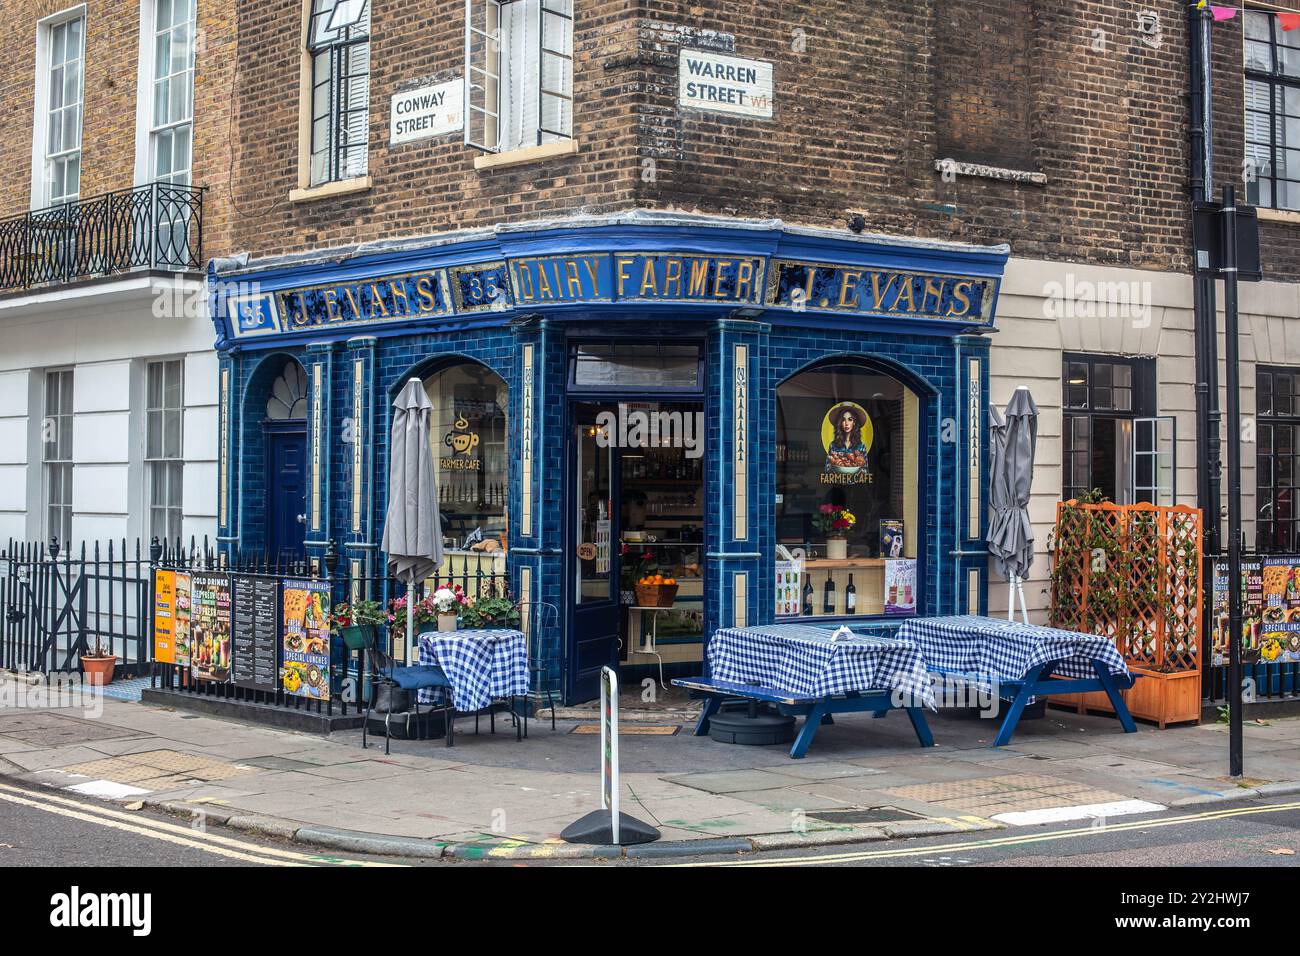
[1007,577,1015,622]
[407,584,415,661]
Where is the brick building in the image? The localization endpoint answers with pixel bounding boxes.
[6,1,1299,702]
[0,0,234,549]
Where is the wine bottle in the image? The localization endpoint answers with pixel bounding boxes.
[802,575,814,616]
[846,574,857,614]
[823,572,836,614]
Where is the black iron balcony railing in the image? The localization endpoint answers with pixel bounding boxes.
[0,182,204,293]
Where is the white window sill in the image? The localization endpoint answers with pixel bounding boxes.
[932,159,1047,185]
[289,176,373,203]
[474,139,577,171]
[1257,207,1300,225]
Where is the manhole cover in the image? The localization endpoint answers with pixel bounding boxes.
[810,807,926,825]
[0,713,141,746]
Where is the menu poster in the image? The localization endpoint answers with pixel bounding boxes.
[174,572,192,666]
[282,579,331,700]
[1212,558,1300,666]
[884,559,917,616]
[153,570,178,664]
[232,575,279,693]
[774,559,802,616]
[191,574,233,683]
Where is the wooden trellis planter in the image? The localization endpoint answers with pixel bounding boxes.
[1048,501,1203,728]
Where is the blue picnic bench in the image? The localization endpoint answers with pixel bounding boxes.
[672,676,935,759]
[897,615,1141,747]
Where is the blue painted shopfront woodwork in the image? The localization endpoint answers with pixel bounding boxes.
[210,213,1009,704]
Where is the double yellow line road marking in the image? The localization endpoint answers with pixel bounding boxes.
[0,781,401,867]
[664,799,1300,866]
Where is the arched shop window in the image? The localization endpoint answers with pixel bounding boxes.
[423,363,510,571]
[775,362,921,619]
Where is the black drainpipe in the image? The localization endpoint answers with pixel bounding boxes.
[1188,2,1221,699]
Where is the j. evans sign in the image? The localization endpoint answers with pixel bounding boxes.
[390,80,463,145]
[678,50,773,119]
[223,254,997,339]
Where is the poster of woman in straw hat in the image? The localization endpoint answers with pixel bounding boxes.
[821,401,874,485]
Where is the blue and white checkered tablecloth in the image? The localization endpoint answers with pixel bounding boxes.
[708,624,936,709]
[417,629,529,712]
[895,615,1129,695]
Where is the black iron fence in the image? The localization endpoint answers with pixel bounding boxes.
[0,538,152,678]
[0,183,204,292]
[1,536,512,721]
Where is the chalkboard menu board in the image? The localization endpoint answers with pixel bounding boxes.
[232,575,279,692]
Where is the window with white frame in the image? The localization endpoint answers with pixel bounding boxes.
[146,360,184,544]
[43,370,74,545]
[41,14,85,206]
[150,0,196,186]
[307,0,371,186]
[1245,9,1300,210]
[465,0,573,154]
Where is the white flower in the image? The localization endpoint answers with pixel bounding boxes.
[432,588,460,614]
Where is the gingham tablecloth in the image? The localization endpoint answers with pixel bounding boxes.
[417,628,529,712]
[895,615,1129,695]
[708,624,936,709]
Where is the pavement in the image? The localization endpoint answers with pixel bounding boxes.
[2,672,1300,861]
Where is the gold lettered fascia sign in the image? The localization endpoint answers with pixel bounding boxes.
[277,269,456,332]
[764,259,996,325]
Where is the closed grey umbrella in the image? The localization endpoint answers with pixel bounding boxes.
[986,387,1038,622]
[380,378,444,656]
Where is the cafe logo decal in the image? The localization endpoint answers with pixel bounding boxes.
[821,401,874,485]
[441,415,481,471]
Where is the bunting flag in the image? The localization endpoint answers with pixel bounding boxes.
[1198,3,1300,29]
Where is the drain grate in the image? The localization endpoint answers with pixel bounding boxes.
[570,724,680,735]
[809,806,925,825]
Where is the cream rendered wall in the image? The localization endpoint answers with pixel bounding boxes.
[990,258,1194,623]
[0,278,218,548]
[989,257,1300,625]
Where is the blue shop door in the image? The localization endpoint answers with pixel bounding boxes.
[567,404,621,704]
[267,428,308,563]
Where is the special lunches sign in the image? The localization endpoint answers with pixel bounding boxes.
[225,252,998,339]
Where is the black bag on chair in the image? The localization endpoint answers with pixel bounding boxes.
[371,679,411,715]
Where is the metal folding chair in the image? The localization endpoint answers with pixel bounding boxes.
[517,601,560,733]
[350,627,456,752]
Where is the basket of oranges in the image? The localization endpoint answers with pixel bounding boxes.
[634,574,679,608]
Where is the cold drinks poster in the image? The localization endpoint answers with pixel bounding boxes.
[190,574,233,682]
[282,579,330,700]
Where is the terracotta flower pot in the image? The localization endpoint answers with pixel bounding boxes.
[81,654,117,686]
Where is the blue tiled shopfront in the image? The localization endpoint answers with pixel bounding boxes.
[210,212,1009,704]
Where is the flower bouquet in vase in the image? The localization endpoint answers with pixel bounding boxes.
[813,504,856,560]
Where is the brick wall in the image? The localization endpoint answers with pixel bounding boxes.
[1207,9,1300,282]
[217,0,1202,275]
[0,1,235,255]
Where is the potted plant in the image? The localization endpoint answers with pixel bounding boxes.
[332,599,386,652]
[81,637,117,686]
[813,504,856,560]
[387,594,438,646]
[461,594,522,630]
[431,582,469,631]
